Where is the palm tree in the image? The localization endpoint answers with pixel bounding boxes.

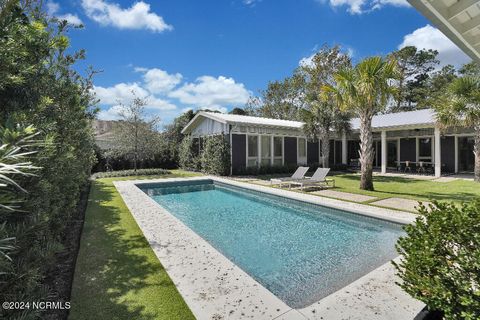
[434,76,480,182]
[299,45,352,168]
[325,56,398,190]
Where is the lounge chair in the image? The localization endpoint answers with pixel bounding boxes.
[270,166,309,188]
[289,167,334,190]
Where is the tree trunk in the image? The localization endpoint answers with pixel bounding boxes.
[320,132,330,168]
[359,112,375,190]
[474,127,480,182]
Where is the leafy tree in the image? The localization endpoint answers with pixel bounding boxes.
[423,65,458,108]
[249,73,305,120]
[200,135,231,176]
[325,56,399,190]
[388,46,439,111]
[459,61,480,77]
[299,45,351,167]
[434,76,480,182]
[178,135,200,171]
[229,107,247,115]
[395,200,480,320]
[0,1,96,314]
[160,109,194,164]
[111,93,161,172]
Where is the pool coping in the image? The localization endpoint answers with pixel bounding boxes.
[113,176,424,320]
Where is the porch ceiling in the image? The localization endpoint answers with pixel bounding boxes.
[408,0,480,62]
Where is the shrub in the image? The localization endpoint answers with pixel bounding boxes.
[200,135,231,176]
[233,164,298,176]
[394,200,480,320]
[91,168,170,179]
[179,136,200,171]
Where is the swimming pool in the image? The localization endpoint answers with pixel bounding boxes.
[140,180,404,309]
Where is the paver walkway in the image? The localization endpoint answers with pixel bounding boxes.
[371,197,430,213]
[311,189,377,203]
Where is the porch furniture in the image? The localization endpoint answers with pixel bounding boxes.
[417,161,426,174]
[270,166,309,188]
[289,168,334,190]
[404,161,412,173]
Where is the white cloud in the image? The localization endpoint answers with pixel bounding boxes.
[399,25,471,68]
[136,68,183,94]
[94,82,149,105]
[299,45,355,67]
[243,0,260,6]
[318,0,409,14]
[81,0,172,32]
[93,82,176,111]
[147,97,177,111]
[169,76,250,110]
[46,1,83,25]
[97,105,124,120]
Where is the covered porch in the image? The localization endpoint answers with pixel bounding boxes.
[341,127,476,178]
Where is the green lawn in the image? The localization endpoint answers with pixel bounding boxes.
[69,170,199,320]
[256,173,480,205]
[330,173,480,203]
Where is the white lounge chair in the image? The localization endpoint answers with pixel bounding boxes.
[270,166,309,188]
[289,168,334,190]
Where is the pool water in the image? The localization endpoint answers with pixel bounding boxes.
[141,180,404,308]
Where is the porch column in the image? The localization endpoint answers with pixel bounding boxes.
[381,130,387,174]
[434,127,441,177]
[270,135,274,166]
[341,132,347,165]
[257,134,261,168]
[454,135,459,173]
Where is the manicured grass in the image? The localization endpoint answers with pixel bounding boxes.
[256,173,480,204]
[69,170,199,320]
[330,173,480,204]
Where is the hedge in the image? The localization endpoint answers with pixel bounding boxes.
[91,168,170,179]
[394,200,480,320]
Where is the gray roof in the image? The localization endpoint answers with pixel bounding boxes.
[182,109,437,134]
[350,109,436,130]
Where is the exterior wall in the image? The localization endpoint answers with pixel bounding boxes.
[307,141,319,164]
[231,134,246,173]
[334,141,342,165]
[329,141,335,167]
[441,136,455,173]
[347,140,360,165]
[284,137,297,165]
[191,117,228,136]
[400,138,416,162]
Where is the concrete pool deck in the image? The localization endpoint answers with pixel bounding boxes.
[114,176,424,320]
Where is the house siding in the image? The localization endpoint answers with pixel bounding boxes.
[400,138,416,162]
[284,137,297,165]
[441,136,455,173]
[231,134,246,173]
[307,141,319,164]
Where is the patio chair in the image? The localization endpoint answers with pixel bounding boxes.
[289,168,334,190]
[270,166,309,188]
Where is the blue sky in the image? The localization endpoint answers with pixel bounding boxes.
[51,0,471,127]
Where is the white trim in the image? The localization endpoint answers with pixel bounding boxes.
[397,138,401,167]
[297,137,307,165]
[455,135,459,173]
[257,133,261,167]
[434,127,441,177]
[381,131,387,173]
[270,136,274,166]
